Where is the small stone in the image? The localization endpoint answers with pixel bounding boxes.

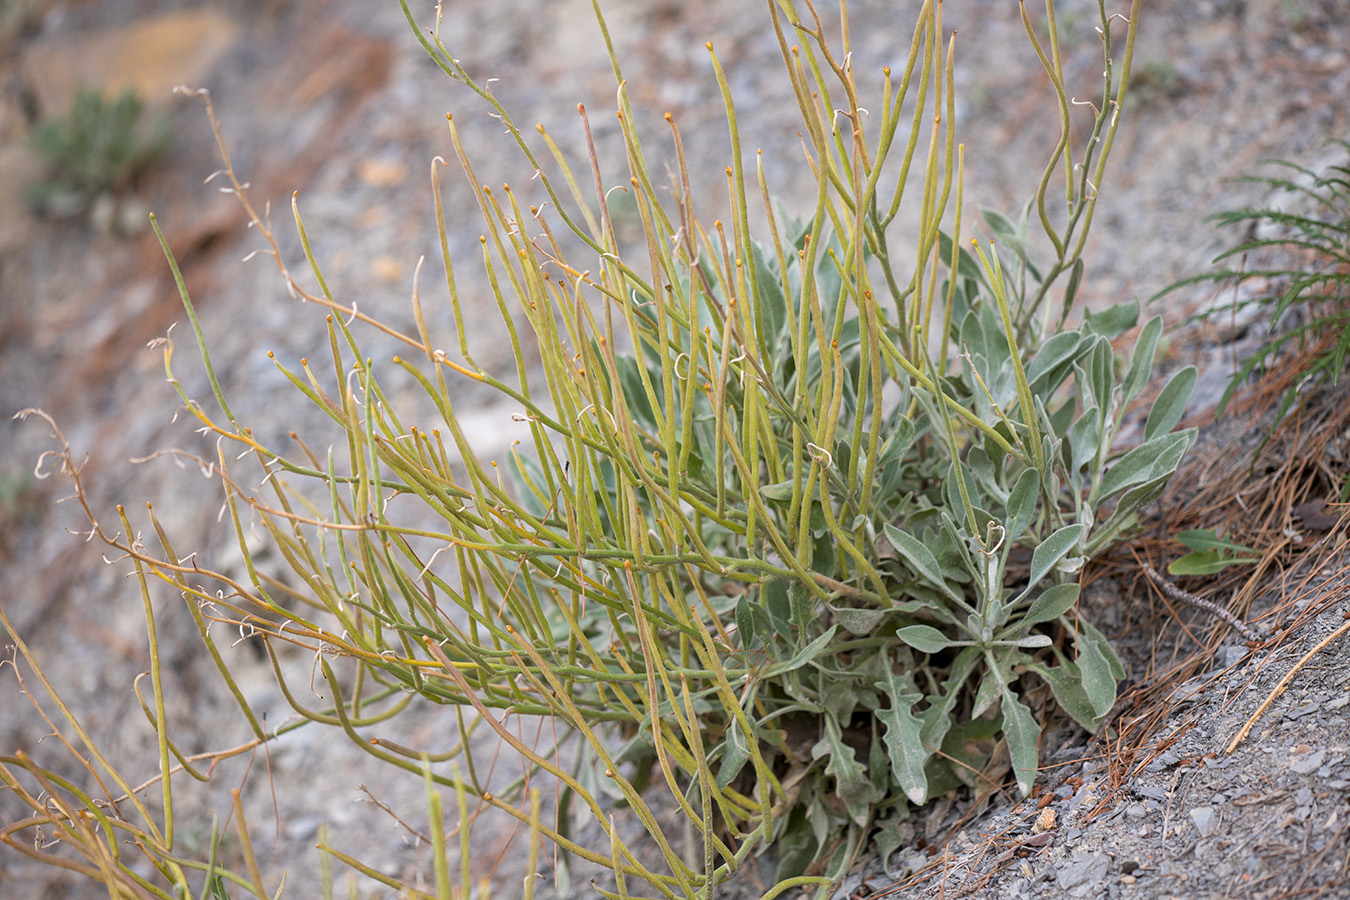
[1121,874,1137,885]
[285,815,321,841]
[1125,804,1146,819]
[1121,860,1141,874]
[1291,750,1326,775]
[1285,701,1319,720]
[1190,806,1218,837]
[1057,853,1110,889]
[1134,782,1168,801]
[1146,752,1180,772]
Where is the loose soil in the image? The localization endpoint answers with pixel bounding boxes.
[2,1,1348,898]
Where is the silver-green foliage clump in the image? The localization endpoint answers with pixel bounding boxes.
[3,0,1194,896]
[26,86,169,217]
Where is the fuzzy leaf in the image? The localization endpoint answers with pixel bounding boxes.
[735,595,774,655]
[895,624,956,654]
[971,668,1001,718]
[828,603,889,635]
[1005,468,1039,543]
[759,481,795,503]
[752,240,788,349]
[999,684,1041,796]
[1111,467,1182,525]
[1026,659,1102,731]
[1020,583,1080,628]
[1026,330,1087,391]
[1075,620,1121,718]
[1144,365,1197,440]
[938,229,989,287]
[1122,316,1163,408]
[1029,524,1083,587]
[1084,298,1139,340]
[877,670,929,805]
[813,716,878,825]
[1067,406,1101,475]
[884,524,961,602]
[765,625,838,678]
[1089,338,1115,416]
[715,721,753,790]
[1098,430,1193,500]
[920,647,981,751]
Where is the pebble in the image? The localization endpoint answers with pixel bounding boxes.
[1286,700,1320,720]
[1133,782,1169,801]
[1146,751,1180,772]
[1056,853,1110,890]
[1291,749,1326,775]
[1190,806,1217,837]
[285,814,321,841]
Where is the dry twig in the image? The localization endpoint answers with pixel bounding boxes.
[1225,615,1350,754]
[1141,562,1261,642]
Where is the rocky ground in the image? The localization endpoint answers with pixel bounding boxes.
[1,0,1348,898]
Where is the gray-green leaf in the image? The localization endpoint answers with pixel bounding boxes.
[1084,298,1140,340]
[1098,430,1193,500]
[1005,468,1039,543]
[1074,619,1121,718]
[1021,583,1080,628]
[895,624,956,654]
[1068,406,1102,476]
[765,625,838,677]
[884,523,961,602]
[1122,316,1163,408]
[1144,365,1197,440]
[1028,524,1084,587]
[813,716,879,825]
[999,685,1041,796]
[877,670,929,804]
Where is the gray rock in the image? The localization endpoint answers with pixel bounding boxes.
[1190,806,1218,837]
[1133,782,1169,801]
[1291,750,1326,775]
[1057,853,1110,890]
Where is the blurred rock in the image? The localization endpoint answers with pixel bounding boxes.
[20,9,240,116]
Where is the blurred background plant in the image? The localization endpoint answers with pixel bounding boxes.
[25,85,169,229]
[1156,142,1350,468]
[1,0,1191,897]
